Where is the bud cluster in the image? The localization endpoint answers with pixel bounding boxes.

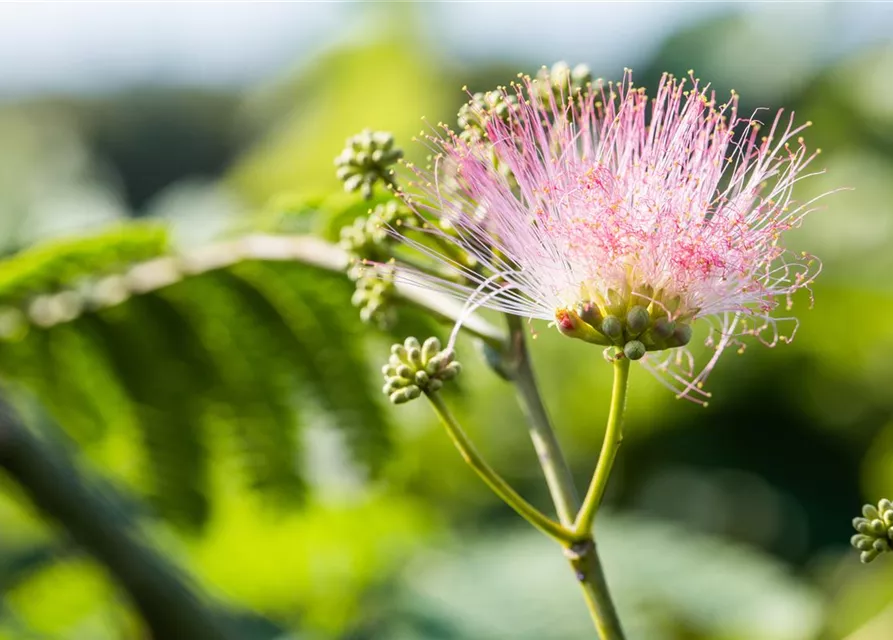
[381,337,461,404]
[555,300,692,361]
[456,62,591,145]
[350,263,395,325]
[339,201,413,326]
[335,129,403,200]
[339,201,411,268]
[532,61,593,101]
[851,499,893,563]
[458,90,518,143]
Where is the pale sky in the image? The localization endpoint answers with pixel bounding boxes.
[0,2,891,99]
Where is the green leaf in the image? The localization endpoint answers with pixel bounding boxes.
[0,225,168,306]
[84,295,214,528]
[228,262,390,475]
[395,514,823,640]
[159,272,305,505]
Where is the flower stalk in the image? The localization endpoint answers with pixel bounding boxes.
[424,392,575,545]
[575,354,631,537]
[505,313,579,526]
[566,539,626,639]
[501,316,627,638]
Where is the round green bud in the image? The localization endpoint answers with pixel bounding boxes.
[623,340,646,361]
[601,316,622,340]
[414,370,430,386]
[672,324,693,347]
[874,538,890,553]
[652,317,676,340]
[626,306,650,335]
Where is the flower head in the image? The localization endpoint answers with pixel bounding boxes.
[394,69,827,403]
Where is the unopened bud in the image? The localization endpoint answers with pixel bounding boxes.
[381,336,462,404]
[851,499,893,563]
[626,306,650,336]
[652,317,675,340]
[623,340,646,361]
[555,308,611,345]
[669,324,693,348]
[335,129,403,199]
[601,316,623,340]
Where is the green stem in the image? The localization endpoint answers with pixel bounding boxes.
[575,354,630,537]
[505,314,579,526]
[425,392,575,544]
[567,540,627,639]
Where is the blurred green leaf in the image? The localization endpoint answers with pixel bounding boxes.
[395,513,823,640]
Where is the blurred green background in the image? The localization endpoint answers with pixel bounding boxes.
[0,2,891,639]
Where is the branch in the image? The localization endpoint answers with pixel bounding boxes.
[0,397,234,640]
[20,234,506,347]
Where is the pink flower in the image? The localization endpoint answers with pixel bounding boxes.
[394,70,827,403]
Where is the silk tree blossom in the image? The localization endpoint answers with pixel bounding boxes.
[392,70,828,403]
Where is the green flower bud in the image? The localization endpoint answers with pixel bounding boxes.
[601,316,623,340]
[440,361,462,380]
[652,317,676,340]
[390,386,421,405]
[391,343,407,359]
[623,340,646,361]
[626,306,650,336]
[381,336,461,404]
[852,534,874,551]
[864,504,881,520]
[458,90,518,143]
[534,61,593,102]
[669,324,693,347]
[853,517,872,535]
[851,499,893,563]
[555,296,695,365]
[422,337,441,362]
[555,308,611,345]
[861,549,880,564]
[335,129,403,199]
[577,301,602,328]
[339,201,412,259]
